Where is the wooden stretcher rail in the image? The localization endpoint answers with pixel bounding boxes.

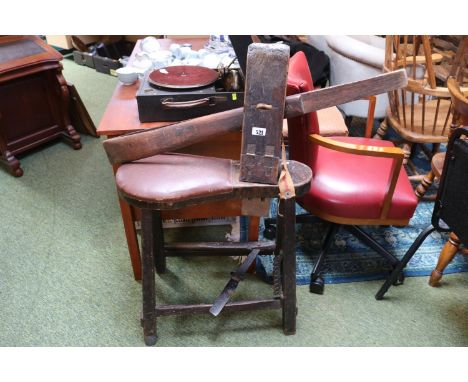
[154,299,281,317]
[163,240,276,256]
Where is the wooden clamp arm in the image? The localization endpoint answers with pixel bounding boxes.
[103,70,408,165]
[309,134,404,220]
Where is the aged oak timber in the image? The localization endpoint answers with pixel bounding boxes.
[104,69,408,165]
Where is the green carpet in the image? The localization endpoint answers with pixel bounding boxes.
[0,58,467,347]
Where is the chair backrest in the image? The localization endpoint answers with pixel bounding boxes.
[286,51,320,166]
[384,35,454,140]
[433,82,468,243]
[448,77,468,126]
[433,127,468,245]
[432,36,468,85]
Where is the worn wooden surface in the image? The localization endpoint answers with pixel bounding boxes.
[141,209,157,346]
[239,43,289,184]
[164,240,276,256]
[155,299,281,317]
[104,69,408,165]
[280,197,297,335]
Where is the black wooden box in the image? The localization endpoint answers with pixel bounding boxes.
[94,55,122,76]
[136,71,244,122]
[73,51,95,68]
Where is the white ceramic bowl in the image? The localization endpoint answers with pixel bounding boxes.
[116,67,139,85]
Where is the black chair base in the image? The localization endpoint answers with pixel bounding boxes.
[264,213,405,296]
[309,276,325,294]
[375,225,436,300]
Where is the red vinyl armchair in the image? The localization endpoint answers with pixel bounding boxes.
[265,51,418,294]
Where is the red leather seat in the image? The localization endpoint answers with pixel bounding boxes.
[278,51,418,294]
[303,136,417,222]
[286,51,418,224]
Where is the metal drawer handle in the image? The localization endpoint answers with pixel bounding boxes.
[161,97,212,109]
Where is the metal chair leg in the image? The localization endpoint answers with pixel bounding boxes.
[309,223,340,294]
[345,225,399,266]
[375,225,436,300]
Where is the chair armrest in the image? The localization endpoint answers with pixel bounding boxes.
[360,95,376,138]
[309,134,404,159]
[309,134,404,220]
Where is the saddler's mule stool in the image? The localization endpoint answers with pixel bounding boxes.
[104,41,408,344]
[106,43,312,345]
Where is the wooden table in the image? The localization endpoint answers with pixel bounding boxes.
[97,38,260,280]
[0,35,82,176]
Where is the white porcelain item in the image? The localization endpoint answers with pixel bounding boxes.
[185,58,202,66]
[116,67,139,85]
[169,43,181,59]
[133,52,153,70]
[201,53,221,69]
[197,48,209,58]
[179,46,194,59]
[141,36,160,53]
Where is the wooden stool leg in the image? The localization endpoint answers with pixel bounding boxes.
[373,118,388,139]
[141,209,157,345]
[415,170,435,199]
[429,232,461,287]
[280,197,297,335]
[153,211,166,274]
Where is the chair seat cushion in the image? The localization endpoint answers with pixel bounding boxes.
[116,153,312,210]
[300,136,418,221]
[116,153,234,208]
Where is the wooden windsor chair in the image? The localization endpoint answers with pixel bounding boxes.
[374,36,467,185]
[415,36,468,198]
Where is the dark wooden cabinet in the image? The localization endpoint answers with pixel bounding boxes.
[0,35,81,176]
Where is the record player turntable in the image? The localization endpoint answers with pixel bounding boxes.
[136,65,245,122]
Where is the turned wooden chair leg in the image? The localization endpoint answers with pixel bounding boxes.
[373,118,388,139]
[415,170,435,199]
[429,232,461,287]
[402,142,412,165]
[141,209,157,345]
[280,197,297,335]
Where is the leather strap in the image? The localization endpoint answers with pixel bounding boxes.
[278,139,296,199]
[209,249,260,317]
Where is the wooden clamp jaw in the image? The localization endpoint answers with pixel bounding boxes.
[239,43,290,184]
